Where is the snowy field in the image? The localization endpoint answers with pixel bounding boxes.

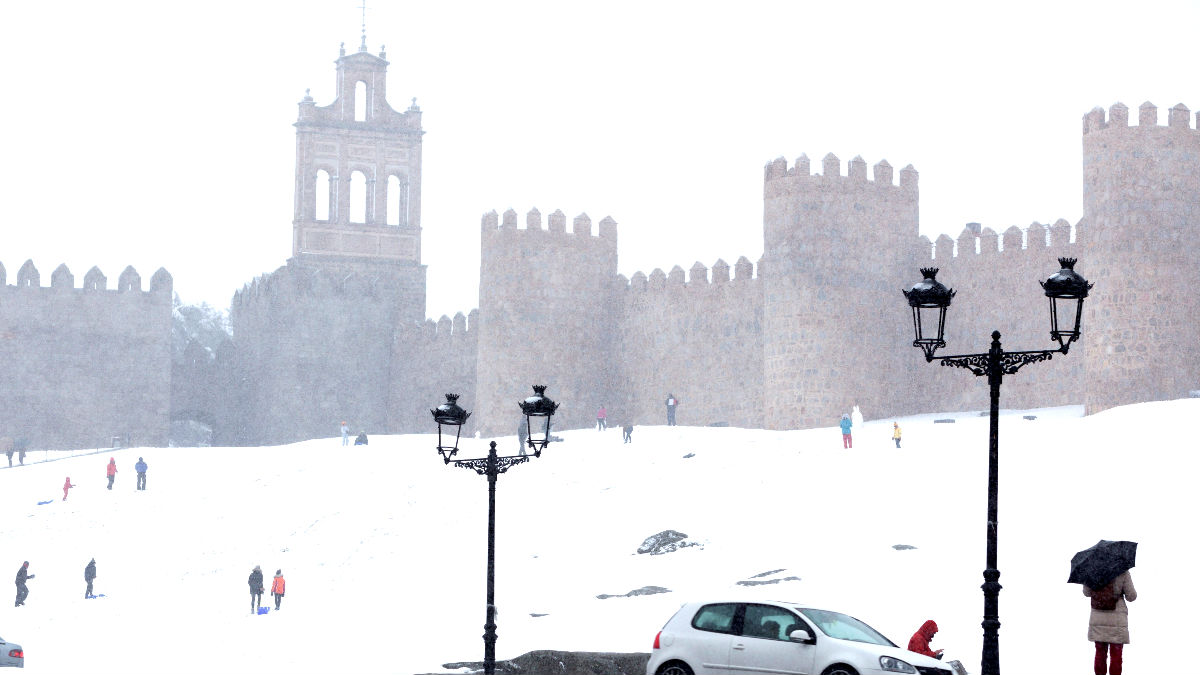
[0,399,1194,674]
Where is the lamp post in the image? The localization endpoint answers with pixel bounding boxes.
[430,386,559,675]
[903,258,1092,675]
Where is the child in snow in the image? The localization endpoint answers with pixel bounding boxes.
[839,413,853,448]
[63,477,76,501]
[271,570,286,610]
[892,422,902,448]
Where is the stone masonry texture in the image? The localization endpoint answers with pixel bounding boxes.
[3,42,1198,449]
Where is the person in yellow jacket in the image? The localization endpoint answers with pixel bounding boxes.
[271,570,286,610]
[892,422,902,449]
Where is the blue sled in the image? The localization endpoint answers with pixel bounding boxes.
[37,500,53,505]
[85,594,107,599]
[257,607,270,615]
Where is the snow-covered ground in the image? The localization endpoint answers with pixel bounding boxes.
[0,399,1194,674]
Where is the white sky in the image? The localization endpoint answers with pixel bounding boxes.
[0,399,1192,673]
[1,1,1197,320]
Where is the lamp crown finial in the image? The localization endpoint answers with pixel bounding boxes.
[920,267,939,279]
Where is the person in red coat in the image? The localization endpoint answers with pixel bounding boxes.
[271,570,286,610]
[62,477,76,501]
[908,619,944,659]
[106,458,117,490]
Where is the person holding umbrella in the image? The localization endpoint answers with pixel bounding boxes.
[1069,540,1138,675]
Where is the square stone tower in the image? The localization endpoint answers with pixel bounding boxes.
[229,40,428,445]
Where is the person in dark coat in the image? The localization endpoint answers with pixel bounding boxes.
[907,619,943,659]
[16,439,27,465]
[14,561,34,607]
[3,437,12,467]
[84,558,97,598]
[106,457,117,490]
[354,431,368,446]
[248,565,265,612]
[134,457,148,490]
[622,423,633,443]
[665,394,679,426]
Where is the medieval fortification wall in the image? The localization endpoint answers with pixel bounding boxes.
[6,53,1195,451]
[0,261,173,451]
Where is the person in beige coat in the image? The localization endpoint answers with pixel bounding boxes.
[1083,569,1136,675]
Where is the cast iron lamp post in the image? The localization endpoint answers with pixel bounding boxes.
[903,258,1092,675]
[430,386,559,675]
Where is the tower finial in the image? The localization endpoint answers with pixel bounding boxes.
[359,0,368,52]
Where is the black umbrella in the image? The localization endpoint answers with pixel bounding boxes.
[1068,540,1137,589]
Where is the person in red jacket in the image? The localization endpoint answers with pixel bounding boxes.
[63,477,76,501]
[270,570,286,610]
[106,458,117,490]
[908,619,944,659]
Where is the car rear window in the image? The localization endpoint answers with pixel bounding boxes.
[691,603,738,634]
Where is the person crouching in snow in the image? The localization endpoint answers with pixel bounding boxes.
[908,619,944,660]
[271,569,286,610]
[63,476,76,501]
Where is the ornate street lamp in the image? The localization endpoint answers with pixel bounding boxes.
[902,257,1091,675]
[429,386,558,675]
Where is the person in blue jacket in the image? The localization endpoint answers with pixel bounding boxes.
[134,457,148,490]
[839,413,853,448]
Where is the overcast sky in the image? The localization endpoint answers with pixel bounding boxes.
[1,1,1197,320]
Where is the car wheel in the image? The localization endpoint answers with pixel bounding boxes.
[656,661,695,675]
[821,665,859,675]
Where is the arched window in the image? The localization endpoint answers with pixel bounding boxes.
[387,175,408,226]
[315,170,331,221]
[355,81,368,122]
[349,170,367,223]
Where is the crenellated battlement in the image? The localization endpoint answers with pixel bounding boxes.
[480,208,618,241]
[1083,101,1200,134]
[925,218,1079,260]
[0,259,171,295]
[764,153,918,192]
[621,255,759,292]
[409,309,478,343]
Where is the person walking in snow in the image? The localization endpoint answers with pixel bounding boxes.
[14,561,34,607]
[907,619,944,659]
[17,438,27,465]
[622,422,633,443]
[63,476,76,501]
[106,457,117,490]
[248,565,265,613]
[2,437,12,467]
[340,421,350,446]
[665,393,679,426]
[134,456,148,490]
[84,558,97,599]
[892,422,902,449]
[596,405,607,431]
[839,413,853,449]
[1084,570,1137,675]
[270,569,286,610]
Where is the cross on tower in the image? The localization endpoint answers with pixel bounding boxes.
[359,0,369,51]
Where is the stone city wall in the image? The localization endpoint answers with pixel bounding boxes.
[0,260,172,451]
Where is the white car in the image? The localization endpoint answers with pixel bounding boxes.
[0,635,22,668]
[646,600,965,675]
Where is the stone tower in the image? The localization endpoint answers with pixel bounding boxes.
[473,209,619,436]
[761,154,920,430]
[1081,101,1200,413]
[228,41,427,445]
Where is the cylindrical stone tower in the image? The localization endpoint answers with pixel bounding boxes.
[1081,101,1200,413]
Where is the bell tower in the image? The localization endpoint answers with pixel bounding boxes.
[292,40,426,320]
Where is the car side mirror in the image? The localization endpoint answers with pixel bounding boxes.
[788,629,813,643]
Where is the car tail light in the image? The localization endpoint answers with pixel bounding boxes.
[8,648,22,658]
[652,631,661,649]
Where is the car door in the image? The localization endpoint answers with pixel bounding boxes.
[684,602,739,674]
[728,603,817,675]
